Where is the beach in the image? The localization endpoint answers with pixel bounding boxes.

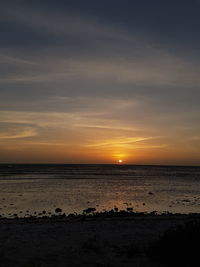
[1,213,200,267]
[1,164,200,217]
[1,164,200,266]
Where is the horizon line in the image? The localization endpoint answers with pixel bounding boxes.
[0,163,199,167]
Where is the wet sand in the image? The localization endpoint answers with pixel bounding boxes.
[0,213,200,267]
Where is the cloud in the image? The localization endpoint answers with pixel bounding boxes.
[1,53,200,90]
[1,3,200,89]
[85,137,153,147]
[1,4,133,41]
[0,123,37,139]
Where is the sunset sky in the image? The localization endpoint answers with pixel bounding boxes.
[0,0,200,164]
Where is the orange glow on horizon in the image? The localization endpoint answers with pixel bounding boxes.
[0,116,200,165]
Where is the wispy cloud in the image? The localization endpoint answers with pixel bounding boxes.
[1,4,200,88]
[0,126,37,139]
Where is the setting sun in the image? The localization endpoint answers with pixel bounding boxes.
[118,159,123,163]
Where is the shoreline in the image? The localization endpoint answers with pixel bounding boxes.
[1,209,200,220]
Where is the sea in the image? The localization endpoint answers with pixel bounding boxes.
[0,164,200,217]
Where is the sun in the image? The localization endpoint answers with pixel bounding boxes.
[118,159,123,163]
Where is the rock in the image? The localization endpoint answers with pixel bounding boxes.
[127,207,133,212]
[83,208,96,214]
[55,208,62,213]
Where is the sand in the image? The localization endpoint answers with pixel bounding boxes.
[0,213,200,267]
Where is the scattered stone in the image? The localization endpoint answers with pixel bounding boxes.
[83,208,96,214]
[182,199,190,203]
[127,207,133,212]
[55,208,62,213]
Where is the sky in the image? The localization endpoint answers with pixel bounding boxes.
[0,0,200,164]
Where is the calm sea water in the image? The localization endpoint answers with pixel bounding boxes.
[0,164,200,217]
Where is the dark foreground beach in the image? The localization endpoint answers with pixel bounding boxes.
[1,212,200,267]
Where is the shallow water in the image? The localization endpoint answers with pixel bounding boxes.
[0,164,200,217]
